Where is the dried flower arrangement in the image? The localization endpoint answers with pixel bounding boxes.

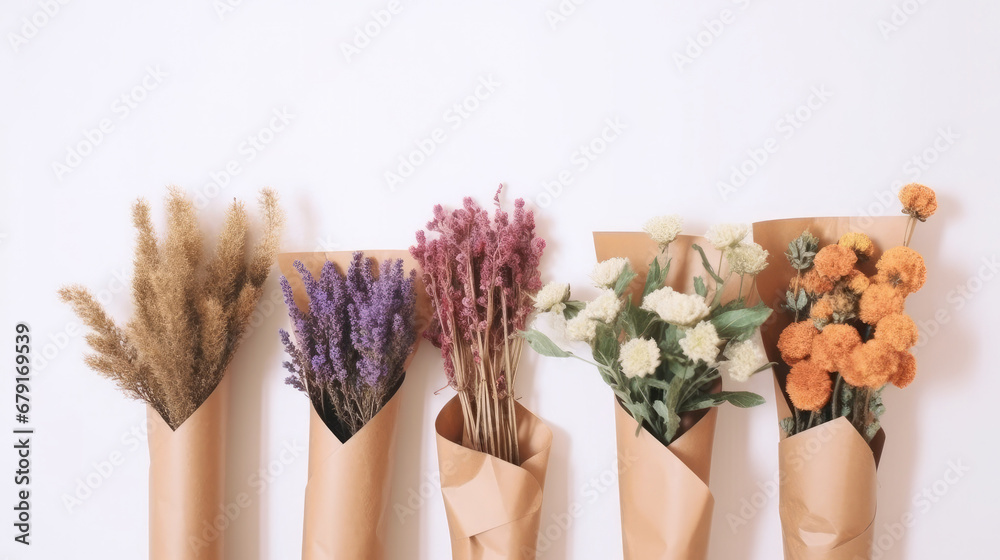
[410,187,545,465]
[279,252,417,442]
[59,187,284,430]
[775,183,937,440]
[524,217,774,446]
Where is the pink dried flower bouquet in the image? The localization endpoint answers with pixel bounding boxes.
[411,187,545,464]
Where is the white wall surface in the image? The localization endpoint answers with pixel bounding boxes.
[1,1,996,558]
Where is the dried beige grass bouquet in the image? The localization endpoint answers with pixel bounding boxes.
[59,187,284,430]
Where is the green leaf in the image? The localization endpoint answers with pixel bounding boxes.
[562,300,585,320]
[692,244,724,284]
[680,390,766,412]
[779,417,796,437]
[653,400,680,441]
[520,329,572,358]
[752,361,776,375]
[593,323,619,367]
[614,267,638,298]
[643,255,670,298]
[694,276,707,297]
[710,302,772,342]
[786,231,819,270]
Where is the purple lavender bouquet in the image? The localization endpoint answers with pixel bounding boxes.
[280,252,417,442]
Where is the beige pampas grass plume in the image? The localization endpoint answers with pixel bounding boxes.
[60,187,284,429]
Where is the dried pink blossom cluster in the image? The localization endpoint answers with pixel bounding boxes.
[411,187,545,390]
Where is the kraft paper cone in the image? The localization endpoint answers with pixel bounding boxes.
[594,232,739,559]
[753,217,905,560]
[278,250,431,560]
[614,400,718,560]
[301,385,402,559]
[436,396,553,560]
[147,373,230,560]
[778,417,879,559]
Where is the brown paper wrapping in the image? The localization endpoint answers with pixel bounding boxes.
[753,217,906,560]
[594,232,738,560]
[614,401,717,560]
[435,396,552,560]
[277,250,432,560]
[147,373,229,560]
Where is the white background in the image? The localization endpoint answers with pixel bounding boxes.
[1,1,997,558]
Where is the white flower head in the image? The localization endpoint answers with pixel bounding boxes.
[723,339,767,382]
[619,338,662,379]
[591,257,630,288]
[641,286,710,328]
[583,288,623,324]
[706,223,750,250]
[643,215,684,247]
[565,314,598,343]
[679,321,722,365]
[725,242,769,276]
[534,281,571,313]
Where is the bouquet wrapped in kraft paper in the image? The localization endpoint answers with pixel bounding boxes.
[411,188,552,559]
[277,250,432,560]
[60,188,284,559]
[525,217,775,559]
[752,184,938,559]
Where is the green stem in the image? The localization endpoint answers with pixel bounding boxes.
[830,373,843,419]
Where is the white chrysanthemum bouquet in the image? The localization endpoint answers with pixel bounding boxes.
[524,217,773,445]
[525,217,776,559]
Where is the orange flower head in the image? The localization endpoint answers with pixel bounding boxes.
[849,339,900,388]
[892,351,917,389]
[810,297,834,321]
[858,282,905,325]
[838,232,875,261]
[874,313,919,351]
[811,324,863,372]
[898,183,938,221]
[799,269,835,295]
[846,270,871,293]
[786,359,832,411]
[777,320,818,364]
[875,246,927,294]
[813,244,858,280]
[830,289,858,317]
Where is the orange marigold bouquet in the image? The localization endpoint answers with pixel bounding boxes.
[777,184,934,439]
[753,183,938,560]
